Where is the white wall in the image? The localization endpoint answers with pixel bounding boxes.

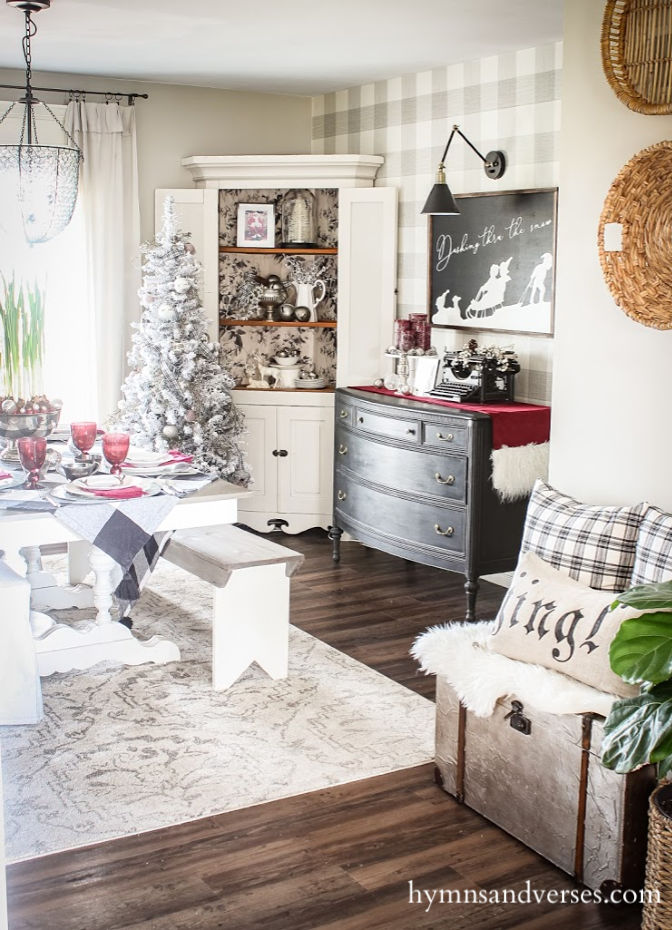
[0,69,311,240]
[549,0,672,508]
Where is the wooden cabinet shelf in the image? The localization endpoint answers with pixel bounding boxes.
[219,246,338,255]
[220,319,337,328]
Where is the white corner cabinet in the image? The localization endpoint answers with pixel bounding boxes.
[156,155,397,533]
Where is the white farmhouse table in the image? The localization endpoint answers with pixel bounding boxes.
[0,480,251,676]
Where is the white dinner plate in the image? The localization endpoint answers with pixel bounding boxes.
[122,463,200,478]
[53,476,162,501]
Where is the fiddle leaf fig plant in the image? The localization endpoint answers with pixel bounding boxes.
[601,580,672,778]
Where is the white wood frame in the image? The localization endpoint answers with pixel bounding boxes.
[336,187,398,387]
[159,155,397,534]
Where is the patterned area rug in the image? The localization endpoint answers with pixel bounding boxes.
[1,559,434,862]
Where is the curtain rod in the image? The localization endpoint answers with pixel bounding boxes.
[0,83,149,105]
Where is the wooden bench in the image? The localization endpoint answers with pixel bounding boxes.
[162,525,304,690]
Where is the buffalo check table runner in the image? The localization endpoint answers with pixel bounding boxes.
[53,495,177,615]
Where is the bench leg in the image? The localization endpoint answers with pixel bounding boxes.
[212,562,290,690]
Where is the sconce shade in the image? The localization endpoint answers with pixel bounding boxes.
[421,124,506,216]
[0,141,81,244]
[421,182,460,215]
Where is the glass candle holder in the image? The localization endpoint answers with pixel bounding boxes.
[17,436,47,489]
[102,432,130,476]
[70,421,97,460]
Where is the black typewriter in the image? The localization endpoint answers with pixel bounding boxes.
[429,341,520,404]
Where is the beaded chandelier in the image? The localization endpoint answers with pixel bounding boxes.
[0,1,82,244]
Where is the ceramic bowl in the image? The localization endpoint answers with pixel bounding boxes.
[273,356,299,367]
[60,459,100,481]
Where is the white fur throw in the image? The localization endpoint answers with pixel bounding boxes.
[411,621,616,718]
[490,441,549,501]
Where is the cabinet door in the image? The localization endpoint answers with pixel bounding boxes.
[277,406,334,515]
[237,404,278,513]
[336,187,398,387]
[155,188,219,341]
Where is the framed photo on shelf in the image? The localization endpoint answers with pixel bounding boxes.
[236,203,275,248]
[428,188,558,336]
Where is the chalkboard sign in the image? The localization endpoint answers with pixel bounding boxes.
[429,188,557,335]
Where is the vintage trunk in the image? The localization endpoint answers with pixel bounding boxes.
[435,677,656,892]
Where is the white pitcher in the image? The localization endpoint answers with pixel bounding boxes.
[287,279,326,322]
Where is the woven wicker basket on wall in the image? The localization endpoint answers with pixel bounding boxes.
[602,0,672,114]
[598,140,672,330]
[642,783,672,930]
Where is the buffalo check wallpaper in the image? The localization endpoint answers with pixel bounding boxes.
[311,42,562,404]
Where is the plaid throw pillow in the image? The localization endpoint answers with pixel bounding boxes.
[631,506,672,585]
[520,479,645,591]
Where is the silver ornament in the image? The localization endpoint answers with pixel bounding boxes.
[1,398,17,414]
[373,378,384,388]
[162,424,179,440]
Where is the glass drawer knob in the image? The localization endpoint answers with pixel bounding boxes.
[434,524,454,537]
[339,409,349,418]
[435,473,455,485]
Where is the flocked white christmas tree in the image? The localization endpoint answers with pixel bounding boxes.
[115,197,248,484]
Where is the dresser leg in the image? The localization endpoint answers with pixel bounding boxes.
[327,525,343,562]
[464,576,479,621]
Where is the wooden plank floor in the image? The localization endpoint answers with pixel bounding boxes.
[6,532,642,930]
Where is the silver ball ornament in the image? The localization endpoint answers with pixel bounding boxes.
[399,383,411,394]
[162,424,179,440]
[1,398,17,414]
[373,378,384,388]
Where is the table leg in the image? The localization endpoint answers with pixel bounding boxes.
[33,546,181,676]
[21,543,95,611]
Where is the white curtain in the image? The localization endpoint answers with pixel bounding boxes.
[65,101,141,421]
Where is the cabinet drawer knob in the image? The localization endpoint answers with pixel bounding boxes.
[338,444,348,455]
[358,416,364,424]
[406,428,416,435]
[436,432,454,442]
[337,490,347,501]
[272,449,288,458]
[435,473,455,486]
[339,409,349,419]
[434,524,454,537]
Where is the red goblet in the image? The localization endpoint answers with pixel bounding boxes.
[102,432,130,476]
[70,421,98,460]
[17,436,47,489]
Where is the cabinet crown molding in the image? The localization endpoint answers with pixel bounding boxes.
[181,154,384,189]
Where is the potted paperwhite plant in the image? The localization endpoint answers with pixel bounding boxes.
[0,274,60,459]
[601,580,672,924]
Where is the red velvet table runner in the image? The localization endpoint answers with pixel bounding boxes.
[349,385,551,450]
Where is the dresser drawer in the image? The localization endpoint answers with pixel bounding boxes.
[336,400,354,428]
[421,420,469,452]
[354,407,420,444]
[335,428,467,503]
[334,476,466,555]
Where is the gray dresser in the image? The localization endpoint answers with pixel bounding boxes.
[329,388,530,619]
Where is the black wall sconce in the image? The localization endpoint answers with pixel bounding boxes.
[421,124,506,215]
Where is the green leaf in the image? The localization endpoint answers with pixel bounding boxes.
[613,580,672,611]
[601,682,672,773]
[658,755,672,779]
[610,613,672,684]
